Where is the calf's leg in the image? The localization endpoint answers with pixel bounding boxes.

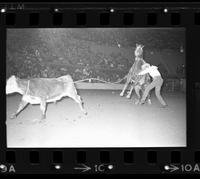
[71,94,87,115]
[67,87,87,115]
[40,99,47,120]
[10,99,29,119]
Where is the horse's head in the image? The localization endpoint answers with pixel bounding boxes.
[6,75,20,94]
[135,44,144,57]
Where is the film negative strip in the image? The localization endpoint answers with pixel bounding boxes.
[0,2,200,174]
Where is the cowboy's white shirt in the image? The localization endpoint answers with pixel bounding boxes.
[138,65,161,78]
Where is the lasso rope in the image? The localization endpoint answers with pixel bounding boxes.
[73,75,127,85]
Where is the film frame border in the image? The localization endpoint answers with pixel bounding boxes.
[0,2,200,174]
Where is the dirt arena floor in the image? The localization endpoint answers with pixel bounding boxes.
[6,90,186,148]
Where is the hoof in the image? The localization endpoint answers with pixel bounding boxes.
[135,100,140,105]
[41,114,46,120]
[139,101,145,105]
[147,99,152,105]
[32,118,40,123]
[162,104,168,108]
[126,95,131,99]
[39,119,45,123]
[120,92,124,97]
[82,108,87,115]
[84,111,88,115]
[10,114,16,119]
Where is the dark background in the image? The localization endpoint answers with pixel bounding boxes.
[6,28,185,83]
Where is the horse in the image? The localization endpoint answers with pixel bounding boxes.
[120,44,152,104]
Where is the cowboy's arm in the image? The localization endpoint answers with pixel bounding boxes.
[138,67,150,75]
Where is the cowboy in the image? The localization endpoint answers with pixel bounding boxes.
[138,63,167,107]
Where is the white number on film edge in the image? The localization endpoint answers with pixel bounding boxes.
[73,163,114,173]
[164,164,200,173]
[0,164,15,173]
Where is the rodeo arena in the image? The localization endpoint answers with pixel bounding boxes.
[6,28,186,148]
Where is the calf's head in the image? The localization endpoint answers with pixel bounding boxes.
[6,75,21,94]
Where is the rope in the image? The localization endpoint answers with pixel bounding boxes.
[73,75,127,85]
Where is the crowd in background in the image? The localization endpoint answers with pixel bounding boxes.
[6,29,185,91]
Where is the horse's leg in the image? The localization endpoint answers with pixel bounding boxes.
[126,84,134,98]
[147,94,151,105]
[120,80,130,97]
[134,85,141,104]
